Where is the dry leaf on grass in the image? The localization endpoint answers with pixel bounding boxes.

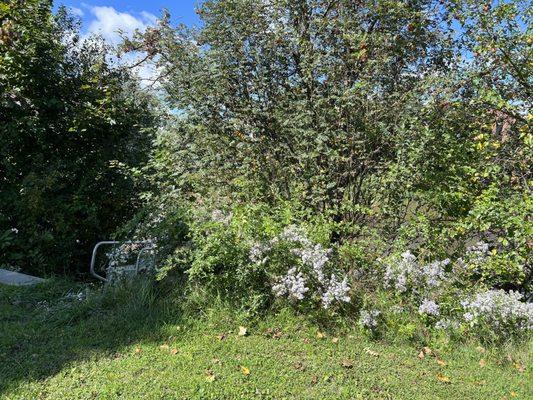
[316,331,326,339]
[170,348,178,355]
[241,366,250,375]
[365,349,380,357]
[514,362,525,373]
[436,359,447,367]
[437,374,451,383]
[418,350,425,359]
[331,337,339,344]
[479,359,487,367]
[238,326,248,336]
[341,359,354,368]
[159,344,169,351]
[134,347,141,354]
[205,369,216,382]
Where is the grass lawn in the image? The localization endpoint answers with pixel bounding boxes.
[1,280,531,399]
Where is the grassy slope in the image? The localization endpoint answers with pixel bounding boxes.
[0,280,531,400]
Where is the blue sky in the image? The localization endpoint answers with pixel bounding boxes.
[56,1,200,44]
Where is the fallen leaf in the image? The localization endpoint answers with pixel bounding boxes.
[437,374,451,383]
[475,346,485,353]
[293,361,305,371]
[510,391,517,397]
[205,369,216,382]
[303,338,311,344]
[365,349,380,357]
[436,359,447,367]
[311,376,319,385]
[341,359,354,368]
[316,331,326,339]
[514,362,525,373]
[212,358,221,365]
[417,350,425,359]
[170,348,178,355]
[159,344,169,351]
[238,326,248,336]
[331,337,339,344]
[423,347,433,356]
[479,359,487,367]
[134,347,141,354]
[241,366,250,375]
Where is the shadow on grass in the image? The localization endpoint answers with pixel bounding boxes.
[0,278,183,395]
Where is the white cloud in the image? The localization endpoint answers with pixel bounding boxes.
[69,6,84,17]
[86,6,157,46]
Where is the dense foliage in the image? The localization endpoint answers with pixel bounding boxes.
[0,0,158,275]
[117,0,532,342]
[1,0,531,343]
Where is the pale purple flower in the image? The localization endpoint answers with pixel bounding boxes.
[418,299,440,316]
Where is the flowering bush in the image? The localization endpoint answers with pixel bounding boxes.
[383,251,450,296]
[461,290,533,339]
[250,225,351,311]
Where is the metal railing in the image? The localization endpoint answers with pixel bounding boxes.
[90,241,156,282]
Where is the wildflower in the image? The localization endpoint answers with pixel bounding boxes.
[249,242,271,264]
[461,290,533,334]
[418,299,440,316]
[359,309,380,329]
[272,267,309,301]
[321,274,350,309]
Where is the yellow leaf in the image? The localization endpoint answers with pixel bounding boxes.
[170,348,178,355]
[479,359,487,367]
[423,347,433,356]
[514,362,525,373]
[134,347,141,354]
[241,366,250,375]
[510,391,517,397]
[238,326,248,336]
[437,359,447,367]
[159,344,169,351]
[316,331,325,339]
[205,369,216,382]
[331,337,339,344]
[437,374,451,383]
[418,350,425,359]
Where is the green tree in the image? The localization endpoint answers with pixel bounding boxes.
[0,0,158,275]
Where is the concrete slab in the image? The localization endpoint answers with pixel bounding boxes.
[0,269,45,286]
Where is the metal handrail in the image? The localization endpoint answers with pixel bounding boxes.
[90,240,155,282]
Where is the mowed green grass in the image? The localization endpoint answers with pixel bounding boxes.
[1,280,531,400]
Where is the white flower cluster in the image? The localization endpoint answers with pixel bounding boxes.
[249,242,272,264]
[453,241,491,276]
[359,309,381,329]
[253,225,351,309]
[321,274,351,309]
[461,290,533,333]
[383,251,449,294]
[272,267,309,300]
[292,244,331,284]
[418,299,440,316]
